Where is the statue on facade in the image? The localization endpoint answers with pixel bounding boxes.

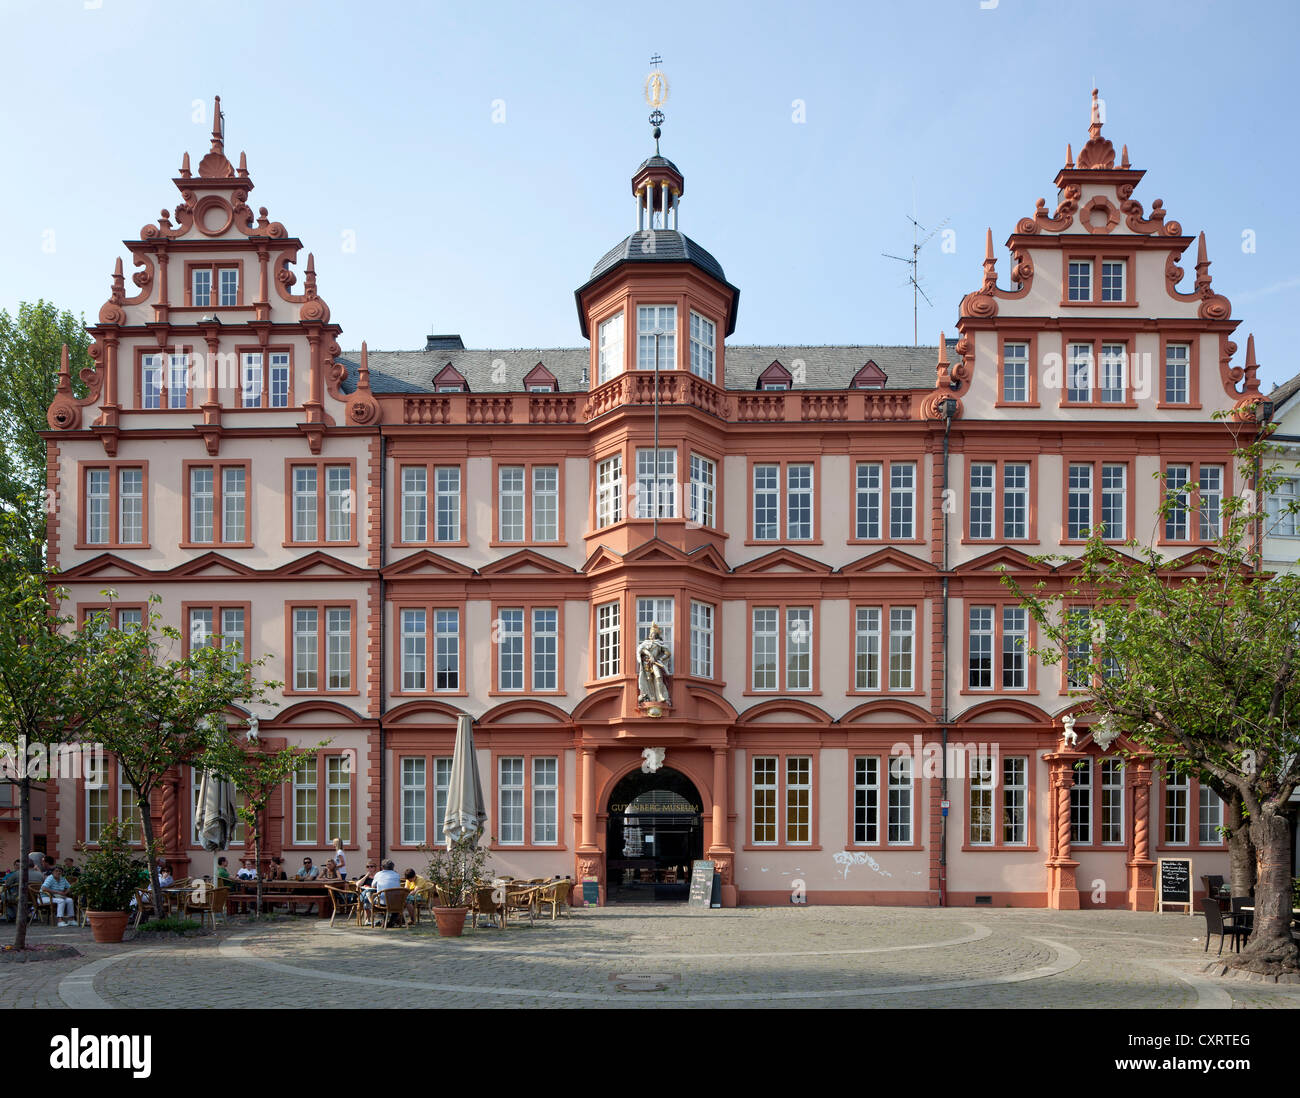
[637,623,671,706]
[1061,714,1078,747]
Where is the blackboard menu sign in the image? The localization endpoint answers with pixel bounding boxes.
[688,860,717,910]
[1157,857,1193,913]
[581,877,600,907]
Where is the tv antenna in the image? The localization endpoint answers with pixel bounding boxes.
[883,204,949,346]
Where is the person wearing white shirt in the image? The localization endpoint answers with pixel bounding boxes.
[331,838,347,881]
[40,867,75,926]
[365,861,403,925]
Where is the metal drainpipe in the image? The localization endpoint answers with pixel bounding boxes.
[377,432,387,863]
[940,404,953,908]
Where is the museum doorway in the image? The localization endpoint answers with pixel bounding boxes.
[605,766,704,903]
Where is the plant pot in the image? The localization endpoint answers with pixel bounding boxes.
[86,911,129,943]
[432,906,468,938]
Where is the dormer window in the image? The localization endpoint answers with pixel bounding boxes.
[637,305,677,370]
[851,360,888,390]
[523,363,558,393]
[757,360,793,390]
[432,364,469,393]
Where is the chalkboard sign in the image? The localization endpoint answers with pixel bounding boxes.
[687,860,717,910]
[1157,857,1193,914]
[581,877,600,907]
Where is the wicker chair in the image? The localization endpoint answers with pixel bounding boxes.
[322,884,360,927]
[185,886,229,930]
[131,887,159,929]
[369,888,409,929]
[504,885,538,927]
[535,879,572,921]
[471,885,505,930]
[28,884,55,926]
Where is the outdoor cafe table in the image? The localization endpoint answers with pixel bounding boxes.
[227,878,336,918]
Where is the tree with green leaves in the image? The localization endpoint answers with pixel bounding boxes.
[201,733,325,917]
[1003,431,1299,976]
[0,302,90,568]
[0,519,99,950]
[75,593,277,926]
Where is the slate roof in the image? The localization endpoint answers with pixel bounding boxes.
[585,229,728,285]
[337,341,953,396]
[1268,368,1300,414]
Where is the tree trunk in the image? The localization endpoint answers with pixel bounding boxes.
[1233,810,1299,975]
[13,774,31,950]
[1225,791,1256,898]
[138,797,164,926]
[254,820,263,917]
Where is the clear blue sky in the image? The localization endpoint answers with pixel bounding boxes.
[2,0,1296,388]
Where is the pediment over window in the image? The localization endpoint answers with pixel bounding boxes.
[432,363,469,392]
[522,362,558,392]
[851,359,887,389]
[382,549,476,579]
[734,548,832,575]
[756,360,793,390]
[272,551,373,579]
[478,549,576,576]
[953,547,1052,576]
[840,547,936,575]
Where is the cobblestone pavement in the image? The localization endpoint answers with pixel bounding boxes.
[4,907,1300,1009]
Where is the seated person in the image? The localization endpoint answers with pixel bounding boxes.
[216,856,233,882]
[236,858,258,880]
[318,858,340,881]
[403,868,433,920]
[367,861,403,924]
[158,864,175,888]
[40,866,76,926]
[267,857,287,881]
[295,857,319,881]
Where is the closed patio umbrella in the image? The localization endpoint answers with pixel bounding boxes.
[195,769,239,885]
[442,714,487,849]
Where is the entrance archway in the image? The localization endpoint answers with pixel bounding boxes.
[605,766,703,903]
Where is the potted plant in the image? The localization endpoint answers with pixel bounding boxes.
[424,834,489,938]
[74,820,149,943]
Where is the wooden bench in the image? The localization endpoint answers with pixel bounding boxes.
[227,881,336,918]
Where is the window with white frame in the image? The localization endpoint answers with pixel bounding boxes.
[292,758,317,844]
[218,267,239,307]
[326,466,351,542]
[435,467,461,541]
[1099,343,1126,403]
[1101,759,1125,845]
[401,609,426,691]
[401,467,427,542]
[292,606,352,692]
[688,453,715,528]
[241,353,263,408]
[1002,341,1029,402]
[190,467,214,543]
[1003,462,1029,539]
[751,756,777,844]
[969,606,994,689]
[498,757,525,844]
[887,755,912,844]
[596,601,620,679]
[751,607,813,692]
[854,462,882,539]
[1067,260,1092,301]
[1164,768,1189,845]
[532,757,558,845]
[1165,463,1223,541]
[636,305,676,370]
[326,608,352,690]
[142,353,163,409]
[269,352,290,407]
[854,607,881,691]
[1002,607,1028,689]
[293,608,319,691]
[636,598,674,668]
[1198,465,1223,540]
[1067,343,1093,402]
[753,464,779,540]
[326,755,351,844]
[785,757,812,845]
[598,312,624,384]
[532,608,558,691]
[1065,607,1092,690]
[1100,463,1126,540]
[854,757,879,844]
[786,607,812,691]
[191,268,212,307]
[751,608,778,691]
[635,448,677,519]
[689,600,714,678]
[1002,757,1027,844]
[1070,759,1092,845]
[291,467,317,542]
[188,463,245,545]
[969,463,995,540]
[888,607,915,690]
[1198,785,1224,845]
[1164,343,1190,404]
[1066,463,1092,541]
[400,757,427,845]
[596,454,623,528]
[497,609,525,692]
[433,609,459,691]
[970,753,995,845]
[498,465,559,542]
[1100,260,1125,302]
[890,463,915,539]
[753,462,814,540]
[1266,476,1300,537]
[499,467,525,542]
[689,311,715,383]
[787,464,813,540]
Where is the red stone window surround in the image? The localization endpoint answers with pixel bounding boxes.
[284,600,360,697]
[843,752,924,851]
[960,752,1038,852]
[183,259,246,309]
[744,602,821,697]
[1060,456,1136,546]
[1156,458,1230,548]
[847,457,925,545]
[488,601,565,697]
[76,603,148,630]
[284,458,360,548]
[489,459,566,547]
[1059,249,1137,307]
[745,456,821,546]
[180,601,253,664]
[743,749,822,852]
[587,440,724,536]
[389,751,454,852]
[488,750,567,852]
[282,752,360,850]
[962,456,1038,545]
[393,460,468,548]
[234,344,296,410]
[76,461,150,550]
[181,459,254,548]
[75,758,144,848]
[1066,754,1130,853]
[1157,333,1202,409]
[133,344,196,410]
[959,601,1038,696]
[390,602,468,698]
[1060,334,1138,408]
[846,602,925,697]
[1155,765,1226,852]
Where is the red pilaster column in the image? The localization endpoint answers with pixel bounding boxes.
[1044,749,1083,909]
[708,745,736,907]
[576,746,603,905]
[1127,757,1155,911]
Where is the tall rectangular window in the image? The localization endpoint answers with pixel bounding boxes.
[1070,759,1092,845]
[326,755,351,845]
[532,757,558,845]
[786,464,813,540]
[888,607,914,690]
[87,469,110,544]
[970,754,994,845]
[435,467,461,541]
[1165,343,1190,404]
[1067,463,1092,539]
[498,608,524,691]
[1100,260,1125,302]
[689,311,715,383]
[1002,757,1027,844]
[532,608,558,691]
[1165,465,1190,541]
[753,464,779,540]
[533,465,558,541]
[241,353,263,408]
[1199,786,1224,845]
[752,608,778,691]
[499,466,525,542]
[969,462,995,540]
[498,758,525,845]
[1067,343,1093,402]
[689,600,714,678]
[269,352,290,408]
[118,468,144,544]
[689,453,715,528]
[596,601,620,679]
[1067,260,1092,301]
[293,758,317,844]
[223,467,246,543]
[401,757,426,846]
[1100,343,1126,403]
[1002,607,1027,689]
[1101,759,1125,845]
[1267,476,1300,537]
[1198,465,1224,540]
[785,757,811,845]
[786,607,812,691]
[142,354,163,409]
[433,609,459,691]
[401,467,427,543]
[855,607,881,691]
[752,756,777,844]
[168,353,189,407]
[293,608,318,691]
[635,448,677,519]
[597,312,624,384]
[637,305,676,370]
[1100,464,1126,540]
[855,462,881,539]
[326,466,352,542]
[887,756,912,844]
[293,467,318,542]
[401,609,426,691]
[1002,341,1029,402]
[190,467,214,544]
[326,608,351,691]
[218,267,239,307]
[854,757,879,845]
[432,757,453,845]
[1164,769,1189,845]
[889,463,915,539]
[596,455,623,528]
[968,606,994,689]
[192,268,212,307]
[1066,607,1092,690]
[1003,462,1029,539]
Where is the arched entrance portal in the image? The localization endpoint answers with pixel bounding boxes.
[605,766,704,903]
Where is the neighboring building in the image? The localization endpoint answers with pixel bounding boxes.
[42,92,1265,908]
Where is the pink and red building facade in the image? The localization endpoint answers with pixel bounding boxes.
[37,93,1265,908]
